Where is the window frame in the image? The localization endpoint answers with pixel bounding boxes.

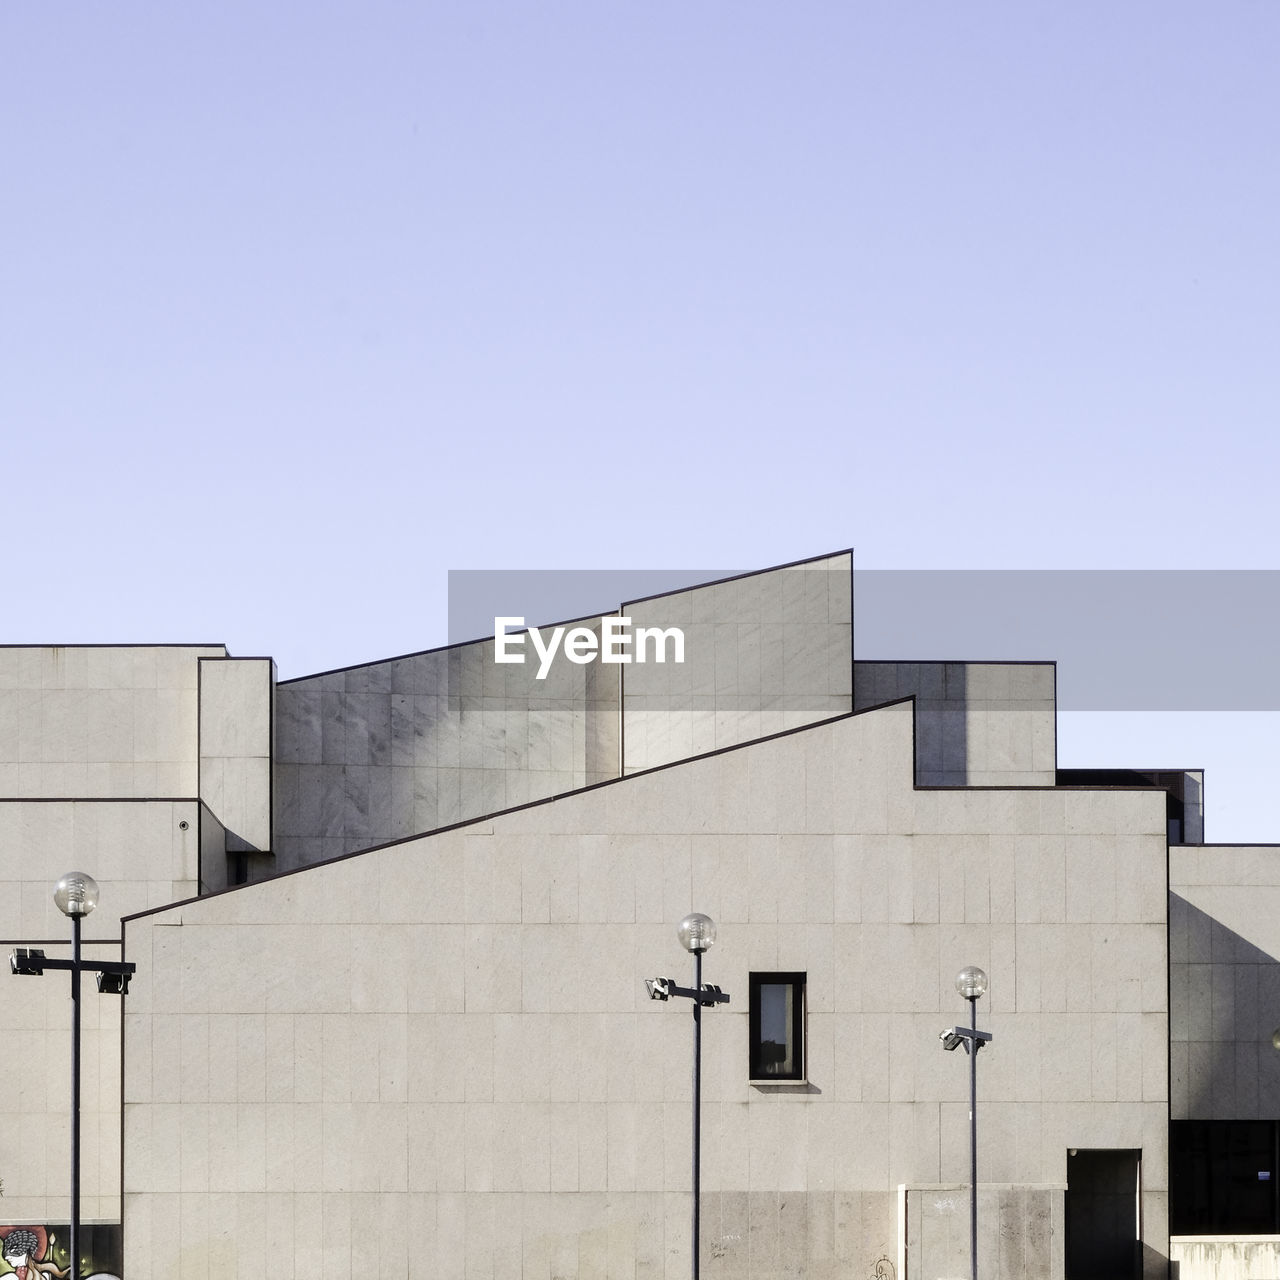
[748,971,806,1082]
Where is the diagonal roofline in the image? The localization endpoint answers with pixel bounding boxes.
[277,548,853,686]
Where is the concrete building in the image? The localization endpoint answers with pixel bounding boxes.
[0,551,1275,1278]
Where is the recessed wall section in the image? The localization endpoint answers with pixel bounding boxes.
[198,656,274,853]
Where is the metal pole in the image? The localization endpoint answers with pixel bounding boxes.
[692,948,702,1280]
[71,912,82,1280]
[968,993,978,1280]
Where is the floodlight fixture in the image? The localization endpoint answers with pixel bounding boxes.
[96,969,131,995]
[646,977,672,1001]
[10,947,47,976]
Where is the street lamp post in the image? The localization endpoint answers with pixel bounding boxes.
[645,912,730,1280]
[9,872,135,1280]
[939,965,991,1280]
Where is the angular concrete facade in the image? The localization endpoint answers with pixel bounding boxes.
[121,699,1171,1277]
[0,645,230,1274]
[0,552,1275,1278]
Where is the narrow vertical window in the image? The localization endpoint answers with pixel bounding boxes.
[749,972,805,1081]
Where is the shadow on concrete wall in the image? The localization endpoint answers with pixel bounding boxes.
[1170,893,1280,1122]
[853,662,968,786]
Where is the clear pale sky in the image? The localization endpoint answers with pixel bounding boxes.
[3,4,1277,837]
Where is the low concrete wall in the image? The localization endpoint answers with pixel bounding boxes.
[1172,1237,1280,1280]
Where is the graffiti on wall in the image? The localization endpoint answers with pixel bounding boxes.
[0,1224,122,1280]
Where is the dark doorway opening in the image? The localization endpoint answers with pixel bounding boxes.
[1065,1148,1140,1280]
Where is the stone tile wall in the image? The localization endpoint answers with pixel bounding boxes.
[1170,846,1280,1120]
[124,700,1170,1277]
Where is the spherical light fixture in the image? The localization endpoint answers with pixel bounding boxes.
[54,872,100,919]
[677,912,716,954]
[955,965,988,1001]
